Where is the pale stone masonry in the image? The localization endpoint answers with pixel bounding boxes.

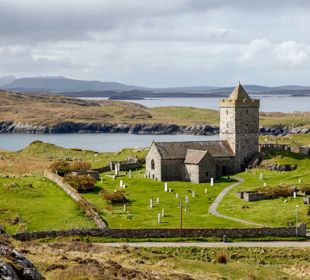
[145,83,260,183]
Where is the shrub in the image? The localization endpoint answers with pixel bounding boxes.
[70,161,91,172]
[50,160,91,176]
[100,190,128,204]
[255,185,293,198]
[214,251,228,264]
[50,160,71,176]
[63,174,96,192]
[298,184,310,194]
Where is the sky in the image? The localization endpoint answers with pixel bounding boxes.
[1,0,310,87]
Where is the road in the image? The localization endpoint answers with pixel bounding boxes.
[208,177,266,227]
[96,241,310,248]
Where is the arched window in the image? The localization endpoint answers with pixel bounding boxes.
[151,159,155,170]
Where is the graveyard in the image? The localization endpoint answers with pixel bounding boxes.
[0,140,310,234]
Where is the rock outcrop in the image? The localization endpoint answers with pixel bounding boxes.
[0,121,308,136]
[0,244,43,280]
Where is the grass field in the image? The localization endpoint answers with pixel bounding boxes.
[0,141,147,175]
[218,151,310,227]
[81,170,248,229]
[260,134,310,146]
[0,176,95,233]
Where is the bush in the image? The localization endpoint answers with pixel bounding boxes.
[63,174,96,192]
[255,185,293,198]
[100,190,128,204]
[214,251,228,264]
[50,160,91,176]
[50,160,71,176]
[298,184,310,194]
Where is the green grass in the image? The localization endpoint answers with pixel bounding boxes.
[218,151,310,227]
[0,176,95,234]
[81,170,248,229]
[260,134,310,146]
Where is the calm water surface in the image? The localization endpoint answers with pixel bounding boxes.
[0,133,219,152]
[82,96,310,112]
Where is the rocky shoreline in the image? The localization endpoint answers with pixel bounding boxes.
[0,121,309,136]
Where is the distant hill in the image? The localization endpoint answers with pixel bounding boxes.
[0,75,15,86]
[1,76,145,92]
[1,75,310,97]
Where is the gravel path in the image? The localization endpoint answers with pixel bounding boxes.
[208,177,266,227]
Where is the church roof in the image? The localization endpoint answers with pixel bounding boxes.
[184,149,209,164]
[228,82,251,100]
[153,140,234,159]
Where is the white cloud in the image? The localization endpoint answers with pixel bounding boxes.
[273,41,307,66]
[239,39,308,68]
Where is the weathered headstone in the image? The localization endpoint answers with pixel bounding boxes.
[210,178,214,186]
[169,188,172,192]
[150,197,153,208]
[176,193,179,198]
[161,208,165,217]
[205,188,208,194]
[157,213,161,224]
[192,190,195,197]
[128,170,132,178]
[123,204,126,211]
[245,168,248,173]
[293,191,297,199]
[263,182,267,187]
[185,196,189,203]
[156,197,160,203]
[260,173,263,180]
[164,182,168,192]
[119,180,123,188]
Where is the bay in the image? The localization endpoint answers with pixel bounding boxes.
[81,96,310,113]
[0,133,219,152]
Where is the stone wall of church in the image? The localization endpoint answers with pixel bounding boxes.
[161,159,184,181]
[145,144,162,180]
[184,164,199,183]
[220,99,259,171]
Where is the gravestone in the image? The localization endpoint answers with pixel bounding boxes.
[210,178,214,186]
[157,213,161,224]
[169,188,172,192]
[162,208,165,217]
[260,173,263,180]
[263,182,267,187]
[205,188,208,194]
[192,190,195,197]
[176,193,179,198]
[120,180,123,188]
[293,191,297,199]
[150,197,153,208]
[123,204,126,211]
[184,206,187,212]
[128,170,132,178]
[164,182,168,192]
[156,197,160,203]
[185,196,189,203]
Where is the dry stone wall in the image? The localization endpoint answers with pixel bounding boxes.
[44,171,106,229]
[11,225,307,241]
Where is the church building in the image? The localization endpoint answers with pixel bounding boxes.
[145,83,260,183]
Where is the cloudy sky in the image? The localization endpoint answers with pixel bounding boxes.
[1,0,310,86]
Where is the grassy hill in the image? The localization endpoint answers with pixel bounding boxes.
[1,91,309,127]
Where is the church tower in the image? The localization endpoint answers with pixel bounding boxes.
[219,82,260,171]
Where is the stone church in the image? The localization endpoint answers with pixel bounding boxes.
[145,83,260,183]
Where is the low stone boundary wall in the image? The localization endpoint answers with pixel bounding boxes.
[11,224,307,241]
[44,171,106,229]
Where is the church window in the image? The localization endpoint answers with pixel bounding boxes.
[151,159,155,170]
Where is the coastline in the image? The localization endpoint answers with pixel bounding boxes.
[0,121,309,136]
